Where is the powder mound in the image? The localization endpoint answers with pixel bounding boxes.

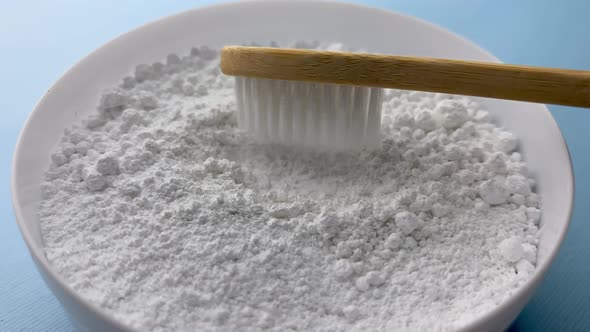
[39,41,540,332]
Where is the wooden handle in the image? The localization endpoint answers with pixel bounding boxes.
[221,46,590,108]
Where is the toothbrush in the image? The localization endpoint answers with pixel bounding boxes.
[220,46,590,150]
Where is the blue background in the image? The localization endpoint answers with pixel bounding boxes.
[1,1,589,331]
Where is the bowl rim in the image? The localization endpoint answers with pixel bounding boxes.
[11,0,574,331]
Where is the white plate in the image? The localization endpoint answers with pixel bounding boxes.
[11,1,573,331]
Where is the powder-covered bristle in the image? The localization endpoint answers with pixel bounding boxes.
[235,77,383,150]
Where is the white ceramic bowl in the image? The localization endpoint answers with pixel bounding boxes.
[12,1,573,331]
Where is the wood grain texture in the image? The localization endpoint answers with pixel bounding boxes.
[221,46,590,108]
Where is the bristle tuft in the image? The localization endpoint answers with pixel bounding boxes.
[235,77,383,150]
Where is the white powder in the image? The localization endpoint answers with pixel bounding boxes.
[39,42,541,331]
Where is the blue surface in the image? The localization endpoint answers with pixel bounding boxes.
[1,1,589,331]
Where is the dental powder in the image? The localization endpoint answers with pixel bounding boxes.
[39,42,541,331]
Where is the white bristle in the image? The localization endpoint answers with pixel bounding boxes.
[234,77,383,150]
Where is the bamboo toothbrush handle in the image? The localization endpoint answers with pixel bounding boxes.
[221,46,590,108]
